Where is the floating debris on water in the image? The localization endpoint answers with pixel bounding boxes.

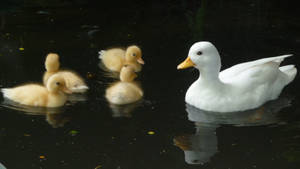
[147,131,155,135]
[39,155,45,159]
[69,130,79,136]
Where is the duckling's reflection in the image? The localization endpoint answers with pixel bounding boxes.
[175,97,291,165]
[109,100,142,118]
[1,99,70,128]
[66,93,88,104]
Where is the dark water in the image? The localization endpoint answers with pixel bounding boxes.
[1,0,300,169]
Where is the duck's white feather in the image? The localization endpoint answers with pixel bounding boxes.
[219,54,292,81]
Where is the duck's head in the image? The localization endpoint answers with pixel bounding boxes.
[177,42,221,71]
[47,74,72,94]
[125,45,144,64]
[45,53,60,72]
[120,65,137,82]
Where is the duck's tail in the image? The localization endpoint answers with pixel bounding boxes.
[279,65,297,85]
[98,50,106,59]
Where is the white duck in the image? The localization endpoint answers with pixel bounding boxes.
[177,41,297,112]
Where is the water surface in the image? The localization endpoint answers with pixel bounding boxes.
[0,0,300,169]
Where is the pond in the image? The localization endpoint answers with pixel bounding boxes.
[0,0,300,169]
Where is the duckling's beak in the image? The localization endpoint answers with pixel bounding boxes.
[137,57,145,64]
[177,56,195,69]
[63,87,73,94]
[70,85,89,93]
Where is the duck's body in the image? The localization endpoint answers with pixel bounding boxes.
[178,42,297,112]
[1,74,71,107]
[43,53,88,93]
[105,65,143,105]
[99,45,144,72]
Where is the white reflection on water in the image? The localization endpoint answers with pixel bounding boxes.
[0,162,6,169]
[175,97,292,165]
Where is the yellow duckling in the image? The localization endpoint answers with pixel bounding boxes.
[99,45,145,72]
[1,74,72,107]
[105,65,143,105]
[43,53,89,93]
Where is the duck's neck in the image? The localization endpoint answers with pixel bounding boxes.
[197,66,222,86]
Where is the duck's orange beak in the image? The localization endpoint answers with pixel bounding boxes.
[137,57,145,64]
[177,56,195,69]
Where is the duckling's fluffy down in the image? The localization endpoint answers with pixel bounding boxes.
[43,71,88,93]
[99,49,126,72]
[2,85,48,106]
[1,84,67,107]
[105,82,143,105]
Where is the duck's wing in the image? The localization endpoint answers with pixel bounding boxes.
[219,54,292,82]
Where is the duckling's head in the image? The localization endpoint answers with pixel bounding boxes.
[47,74,72,94]
[120,65,137,82]
[45,53,60,72]
[177,42,221,71]
[125,45,144,64]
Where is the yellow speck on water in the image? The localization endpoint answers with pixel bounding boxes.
[39,155,45,159]
[69,130,79,136]
[147,131,155,135]
[19,47,24,51]
[87,72,94,79]
[24,134,31,137]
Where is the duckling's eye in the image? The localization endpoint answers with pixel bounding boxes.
[132,53,136,57]
[197,51,202,56]
[56,82,61,86]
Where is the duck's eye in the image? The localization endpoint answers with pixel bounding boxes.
[56,82,61,86]
[132,53,136,57]
[197,51,202,55]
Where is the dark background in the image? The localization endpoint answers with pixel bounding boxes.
[0,0,300,169]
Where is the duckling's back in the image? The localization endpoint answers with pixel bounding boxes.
[100,48,126,72]
[2,84,48,106]
[105,82,143,105]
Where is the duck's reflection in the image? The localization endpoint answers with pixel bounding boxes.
[175,97,291,165]
[1,99,70,128]
[174,123,218,164]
